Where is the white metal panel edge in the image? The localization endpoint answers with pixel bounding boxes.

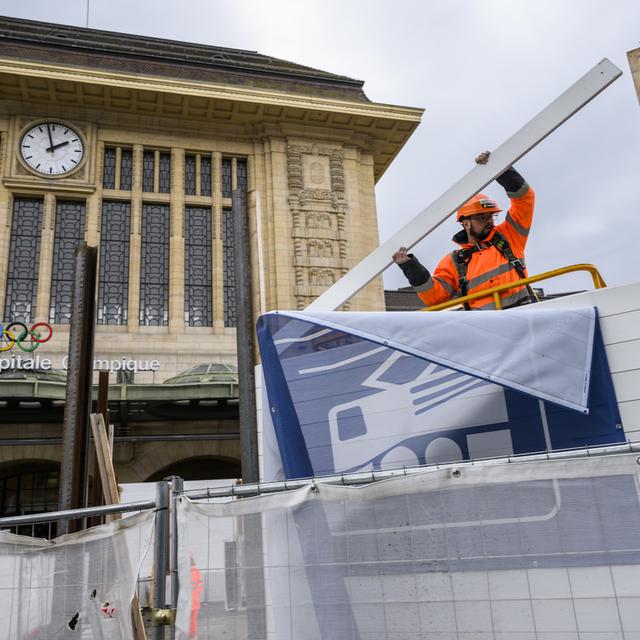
[536,281,640,317]
[306,58,622,312]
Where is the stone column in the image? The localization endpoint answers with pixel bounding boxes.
[212,151,224,329]
[169,147,185,333]
[265,138,292,310]
[0,129,11,312]
[127,144,143,331]
[35,192,55,321]
[85,140,103,247]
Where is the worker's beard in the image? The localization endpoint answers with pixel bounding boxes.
[470,223,493,242]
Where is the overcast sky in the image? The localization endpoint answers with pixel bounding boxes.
[1,0,639,293]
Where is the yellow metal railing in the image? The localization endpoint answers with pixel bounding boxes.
[423,263,607,311]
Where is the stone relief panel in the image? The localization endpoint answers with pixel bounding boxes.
[309,268,335,287]
[307,240,334,258]
[287,142,350,309]
[305,212,332,230]
[303,155,331,190]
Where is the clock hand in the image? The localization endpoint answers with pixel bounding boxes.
[46,124,54,152]
[46,140,70,152]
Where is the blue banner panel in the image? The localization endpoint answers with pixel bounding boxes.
[257,313,622,480]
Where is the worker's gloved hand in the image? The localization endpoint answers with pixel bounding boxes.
[392,246,412,265]
[393,247,431,287]
[475,150,527,195]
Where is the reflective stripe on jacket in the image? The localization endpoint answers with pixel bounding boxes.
[417,183,535,309]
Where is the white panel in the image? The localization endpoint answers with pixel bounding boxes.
[528,568,572,599]
[306,59,622,311]
[418,601,456,632]
[604,339,640,373]
[611,369,640,403]
[531,599,578,632]
[612,566,640,597]
[618,597,640,631]
[568,567,615,598]
[491,600,536,632]
[543,285,640,429]
[573,598,622,632]
[619,401,640,433]
[537,282,640,317]
[454,600,493,632]
[487,570,530,600]
[600,310,640,345]
[415,572,453,601]
[451,572,490,600]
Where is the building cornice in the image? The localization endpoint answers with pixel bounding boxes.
[0,58,423,122]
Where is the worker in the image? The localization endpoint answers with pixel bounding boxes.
[189,556,204,638]
[392,151,537,310]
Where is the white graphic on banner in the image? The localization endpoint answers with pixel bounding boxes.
[323,350,509,471]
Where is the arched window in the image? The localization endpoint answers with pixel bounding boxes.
[0,461,59,537]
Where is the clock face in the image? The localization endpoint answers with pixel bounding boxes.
[20,122,84,176]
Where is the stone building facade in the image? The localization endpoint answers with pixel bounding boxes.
[0,17,422,514]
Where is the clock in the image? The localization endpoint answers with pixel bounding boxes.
[19,122,84,177]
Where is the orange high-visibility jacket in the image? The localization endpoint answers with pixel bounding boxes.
[190,563,204,638]
[416,183,534,309]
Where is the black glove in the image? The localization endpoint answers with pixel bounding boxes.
[496,166,528,198]
[397,254,431,287]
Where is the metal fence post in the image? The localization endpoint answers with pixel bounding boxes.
[152,480,171,639]
[170,477,184,640]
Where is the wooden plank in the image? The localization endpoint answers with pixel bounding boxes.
[306,59,622,311]
[90,414,119,504]
[108,422,114,457]
[90,413,147,640]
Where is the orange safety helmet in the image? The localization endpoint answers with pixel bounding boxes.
[456,193,502,221]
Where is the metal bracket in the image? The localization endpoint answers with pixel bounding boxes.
[151,608,176,626]
[305,58,622,312]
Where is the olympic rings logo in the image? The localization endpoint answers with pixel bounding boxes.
[0,322,53,353]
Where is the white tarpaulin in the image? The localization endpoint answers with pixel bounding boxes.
[0,510,154,640]
[276,308,596,413]
[175,452,640,640]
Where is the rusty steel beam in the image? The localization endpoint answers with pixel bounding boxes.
[232,188,259,483]
[57,243,98,535]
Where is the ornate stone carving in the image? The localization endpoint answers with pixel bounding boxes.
[287,149,303,198]
[307,239,334,258]
[305,212,331,230]
[299,189,331,206]
[309,268,335,287]
[303,155,331,190]
[287,144,345,211]
[288,143,349,306]
[330,153,345,195]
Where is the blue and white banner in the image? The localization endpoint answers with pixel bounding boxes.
[257,308,623,480]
